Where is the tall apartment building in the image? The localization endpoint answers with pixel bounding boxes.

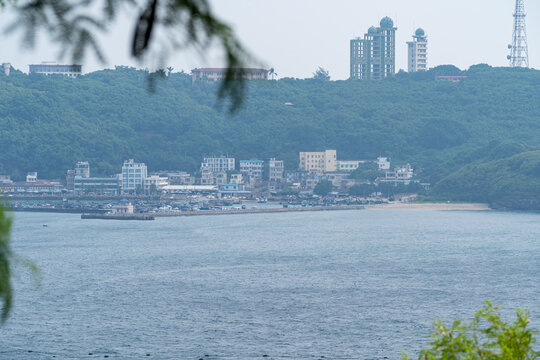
[29,62,82,77]
[299,150,337,173]
[269,158,284,182]
[201,156,235,173]
[350,17,397,80]
[407,28,428,72]
[121,159,147,193]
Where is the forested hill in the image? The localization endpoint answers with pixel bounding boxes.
[1,65,540,205]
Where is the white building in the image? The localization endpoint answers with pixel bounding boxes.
[381,164,415,184]
[26,172,37,183]
[121,159,147,193]
[377,157,391,170]
[337,160,366,172]
[407,28,428,72]
[269,158,284,182]
[201,156,235,173]
[240,160,264,182]
[143,175,168,194]
[29,62,82,77]
[75,161,90,178]
[112,200,134,214]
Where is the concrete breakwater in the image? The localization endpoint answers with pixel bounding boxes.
[81,213,155,220]
[154,205,365,217]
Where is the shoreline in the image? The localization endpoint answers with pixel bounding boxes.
[365,202,491,211]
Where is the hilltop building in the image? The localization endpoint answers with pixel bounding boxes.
[407,28,428,72]
[191,68,268,83]
[299,150,337,173]
[121,159,147,193]
[350,17,397,80]
[29,62,82,77]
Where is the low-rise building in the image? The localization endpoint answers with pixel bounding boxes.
[143,175,169,194]
[229,173,243,184]
[0,175,12,184]
[74,176,120,195]
[26,172,38,183]
[215,172,228,186]
[159,171,195,185]
[162,185,218,194]
[0,180,63,194]
[219,183,249,195]
[112,200,134,214]
[337,160,366,172]
[379,164,415,185]
[377,157,391,170]
[200,168,215,185]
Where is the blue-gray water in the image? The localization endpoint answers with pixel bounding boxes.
[2,210,539,359]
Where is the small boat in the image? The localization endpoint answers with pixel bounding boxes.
[42,224,48,227]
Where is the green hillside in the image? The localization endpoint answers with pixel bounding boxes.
[1,64,540,206]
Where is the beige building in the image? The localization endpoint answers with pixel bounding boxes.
[299,150,337,173]
[230,173,243,184]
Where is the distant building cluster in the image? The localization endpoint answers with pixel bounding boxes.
[0,151,420,196]
[350,16,429,79]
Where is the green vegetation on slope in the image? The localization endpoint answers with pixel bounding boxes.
[1,64,540,206]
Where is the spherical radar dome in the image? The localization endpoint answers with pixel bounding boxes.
[368,26,377,34]
[415,28,425,36]
[380,17,394,28]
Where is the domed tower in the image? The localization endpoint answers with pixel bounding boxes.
[407,28,428,72]
[350,17,397,80]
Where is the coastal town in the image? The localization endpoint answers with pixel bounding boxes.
[0,151,426,216]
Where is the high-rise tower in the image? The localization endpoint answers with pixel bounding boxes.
[407,28,428,72]
[350,17,397,80]
[508,0,529,68]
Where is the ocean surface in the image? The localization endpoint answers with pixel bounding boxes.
[1,210,539,359]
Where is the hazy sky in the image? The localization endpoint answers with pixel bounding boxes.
[1,0,539,79]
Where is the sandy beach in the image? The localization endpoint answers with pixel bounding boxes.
[365,202,491,211]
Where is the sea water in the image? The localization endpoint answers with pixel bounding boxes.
[1,210,539,359]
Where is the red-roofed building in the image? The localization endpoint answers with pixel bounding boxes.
[191,68,269,83]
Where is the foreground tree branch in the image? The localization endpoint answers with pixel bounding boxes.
[3,0,251,111]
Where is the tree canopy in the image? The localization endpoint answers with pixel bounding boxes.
[402,301,539,360]
[1,65,540,207]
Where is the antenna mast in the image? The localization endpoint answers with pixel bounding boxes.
[508,0,529,67]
